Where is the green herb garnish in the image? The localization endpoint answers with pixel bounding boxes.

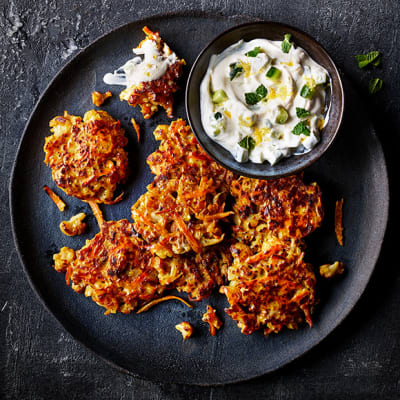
[368,78,383,94]
[281,33,292,53]
[355,51,381,69]
[296,107,311,118]
[245,47,261,57]
[229,62,244,80]
[300,85,314,99]
[214,112,222,119]
[245,84,268,105]
[292,121,310,136]
[255,84,267,98]
[238,136,256,151]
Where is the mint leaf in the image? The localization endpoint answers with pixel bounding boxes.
[292,121,310,136]
[355,51,381,68]
[214,112,222,119]
[255,84,267,99]
[238,136,256,151]
[368,78,383,94]
[245,47,261,57]
[229,63,243,80]
[281,33,292,53]
[296,107,311,118]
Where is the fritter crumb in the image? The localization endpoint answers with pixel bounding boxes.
[319,261,344,278]
[175,321,193,339]
[92,90,112,107]
[202,305,222,336]
[59,213,87,236]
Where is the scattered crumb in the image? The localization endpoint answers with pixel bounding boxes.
[202,305,222,336]
[59,213,87,236]
[319,261,344,278]
[175,321,193,339]
[92,90,112,107]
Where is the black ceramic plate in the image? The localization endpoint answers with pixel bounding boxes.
[10,13,389,386]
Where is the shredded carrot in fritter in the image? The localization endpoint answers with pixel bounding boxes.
[174,213,202,253]
[335,198,344,246]
[43,185,66,211]
[136,295,192,314]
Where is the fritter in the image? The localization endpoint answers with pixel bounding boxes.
[119,27,185,119]
[132,120,234,257]
[44,110,129,204]
[53,219,163,314]
[230,174,323,247]
[146,119,234,188]
[132,174,231,257]
[220,236,316,336]
[220,174,323,336]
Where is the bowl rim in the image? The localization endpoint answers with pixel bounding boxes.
[185,20,345,179]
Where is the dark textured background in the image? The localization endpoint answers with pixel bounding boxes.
[1,0,399,399]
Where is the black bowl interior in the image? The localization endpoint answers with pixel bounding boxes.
[186,21,344,179]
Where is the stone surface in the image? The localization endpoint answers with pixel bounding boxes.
[0,0,399,398]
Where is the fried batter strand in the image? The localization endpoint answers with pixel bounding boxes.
[44,110,129,204]
[120,27,185,119]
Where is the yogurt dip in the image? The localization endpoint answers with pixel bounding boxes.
[200,37,330,165]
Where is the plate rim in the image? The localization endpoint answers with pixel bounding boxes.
[9,11,390,386]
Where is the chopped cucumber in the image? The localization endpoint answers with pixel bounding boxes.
[213,128,221,136]
[266,67,281,81]
[300,85,314,99]
[212,89,228,103]
[275,107,289,124]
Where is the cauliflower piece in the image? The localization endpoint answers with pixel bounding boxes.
[175,321,194,340]
[59,213,87,236]
[319,261,344,278]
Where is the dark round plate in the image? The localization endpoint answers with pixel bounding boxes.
[186,21,344,179]
[10,13,388,386]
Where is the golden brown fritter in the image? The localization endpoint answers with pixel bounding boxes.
[220,174,323,336]
[230,174,323,247]
[120,27,185,119]
[132,174,231,257]
[44,110,129,204]
[132,120,234,257]
[53,219,163,314]
[220,236,316,336]
[146,119,234,188]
